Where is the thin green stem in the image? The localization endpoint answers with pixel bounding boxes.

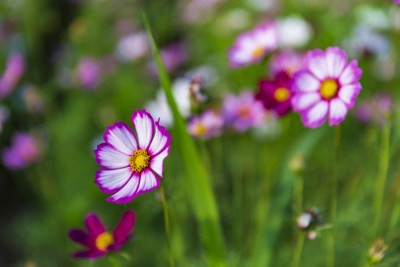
[160,182,175,267]
[373,122,391,235]
[328,124,341,267]
[292,232,306,267]
[109,254,121,267]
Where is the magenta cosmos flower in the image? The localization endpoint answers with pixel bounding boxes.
[256,72,292,117]
[188,110,224,139]
[223,91,265,132]
[291,47,363,128]
[94,110,171,203]
[228,22,279,68]
[68,210,135,259]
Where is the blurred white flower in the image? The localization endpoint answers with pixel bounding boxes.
[116,32,149,62]
[277,16,313,48]
[355,5,390,30]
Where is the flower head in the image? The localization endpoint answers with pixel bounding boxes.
[77,58,101,90]
[0,52,25,99]
[270,50,304,77]
[188,110,224,139]
[277,16,313,48]
[94,110,171,203]
[355,93,394,125]
[2,132,42,170]
[148,42,188,76]
[223,90,265,132]
[256,72,293,117]
[68,210,135,259]
[291,47,363,128]
[228,22,278,68]
[116,32,149,62]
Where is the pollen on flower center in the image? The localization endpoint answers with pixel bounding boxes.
[274,87,290,102]
[130,149,150,173]
[95,232,114,251]
[320,79,339,100]
[194,124,207,136]
[252,47,265,59]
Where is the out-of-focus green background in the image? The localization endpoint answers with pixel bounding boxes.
[1,0,400,266]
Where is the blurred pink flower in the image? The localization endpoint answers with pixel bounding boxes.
[77,58,101,90]
[223,90,265,132]
[291,47,363,128]
[228,22,279,68]
[148,42,188,76]
[116,32,149,62]
[94,110,171,203]
[355,93,394,125]
[2,132,42,170]
[256,72,293,117]
[69,211,135,259]
[0,52,25,99]
[188,110,224,139]
[181,0,225,24]
[270,50,304,77]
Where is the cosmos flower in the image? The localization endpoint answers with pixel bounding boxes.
[0,52,25,99]
[2,132,42,170]
[256,72,292,117]
[270,50,304,77]
[188,110,224,139]
[355,93,394,125]
[116,32,149,62]
[68,211,135,259]
[277,16,313,48]
[222,90,265,132]
[228,22,279,68]
[76,58,101,90]
[94,110,171,203]
[291,47,363,128]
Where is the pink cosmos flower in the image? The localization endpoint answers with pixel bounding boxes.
[188,110,224,139]
[94,110,171,203]
[228,22,279,68]
[2,132,42,170]
[270,50,304,77]
[355,93,394,125]
[77,58,101,90]
[256,72,292,117]
[291,47,363,128]
[222,91,265,132]
[0,52,25,99]
[68,210,135,259]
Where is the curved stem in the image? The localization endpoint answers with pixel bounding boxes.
[292,232,306,267]
[160,182,175,267]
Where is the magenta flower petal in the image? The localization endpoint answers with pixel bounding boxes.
[291,71,320,92]
[94,143,130,169]
[85,213,106,236]
[103,122,138,155]
[291,92,321,112]
[305,49,329,80]
[338,60,363,85]
[112,211,135,247]
[338,83,362,108]
[148,121,171,157]
[68,229,90,246]
[329,98,348,126]
[135,169,160,196]
[302,101,329,128]
[131,110,155,150]
[106,172,140,203]
[150,147,170,178]
[95,167,133,194]
[325,47,348,77]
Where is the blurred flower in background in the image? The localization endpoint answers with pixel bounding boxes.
[22,85,44,114]
[297,208,324,240]
[76,57,101,90]
[94,110,171,203]
[68,211,135,259]
[228,21,279,68]
[291,47,363,128]
[181,0,225,24]
[355,93,394,125]
[277,16,313,48]
[148,42,188,76]
[368,239,388,264]
[2,132,42,170]
[188,110,224,139]
[116,32,150,62]
[0,52,25,99]
[223,90,265,132]
[256,72,293,117]
[269,50,304,77]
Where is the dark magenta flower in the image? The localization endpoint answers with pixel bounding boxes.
[256,72,293,117]
[68,210,135,259]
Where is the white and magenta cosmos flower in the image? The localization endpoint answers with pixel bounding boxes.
[291,47,363,128]
[94,110,171,203]
[188,110,224,139]
[68,211,135,259]
[223,90,265,132]
[228,22,278,68]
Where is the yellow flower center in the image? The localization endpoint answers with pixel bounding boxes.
[130,149,150,173]
[252,47,265,59]
[320,79,339,100]
[95,232,113,251]
[274,87,290,102]
[194,124,207,136]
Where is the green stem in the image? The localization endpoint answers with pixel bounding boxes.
[328,125,341,267]
[109,255,121,267]
[292,232,306,267]
[373,122,391,235]
[160,182,175,267]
